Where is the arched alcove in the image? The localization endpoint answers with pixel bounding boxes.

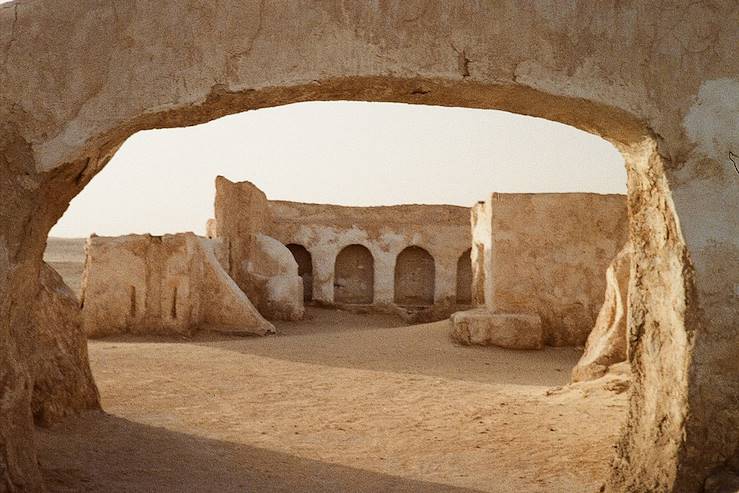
[286,243,313,302]
[334,244,374,304]
[456,249,472,305]
[394,246,435,306]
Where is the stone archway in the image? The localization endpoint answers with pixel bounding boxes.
[286,243,313,302]
[1,2,736,491]
[456,249,472,305]
[394,246,435,306]
[334,245,374,304]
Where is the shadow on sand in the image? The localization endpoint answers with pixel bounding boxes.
[37,411,484,493]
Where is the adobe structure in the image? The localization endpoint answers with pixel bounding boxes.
[452,193,629,348]
[81,176,630,347]
[80,233,276,337]
[79,176,474,336]
[0,2,736,492]
[212,176,473,316]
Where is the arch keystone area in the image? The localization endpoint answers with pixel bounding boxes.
[0,1,736,491]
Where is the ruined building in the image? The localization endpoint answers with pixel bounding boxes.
[81,175,630,353]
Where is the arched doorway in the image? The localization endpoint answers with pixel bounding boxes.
[456,248,472,304]
[286,243,313,302]
[394,246,435,306]
[334,245,374,304]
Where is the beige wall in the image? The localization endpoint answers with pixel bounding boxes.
[265,200,472,307]
[80,233,273,337]
[473,193,628,346]
[470,201,493,307]
[213,176,270,290]
[213,177,304,320]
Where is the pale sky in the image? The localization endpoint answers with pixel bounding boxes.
[50,101,626,238]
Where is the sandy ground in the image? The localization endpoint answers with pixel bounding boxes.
[37,239,629,492]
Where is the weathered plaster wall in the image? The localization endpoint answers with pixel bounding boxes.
[265,200,472,307]
[1,1,737,491]
[572,243,631,382]
[486,193,628,346]
[213,177,304,320]
[213,176,269,292]
[470,201,493,307]
[245,234,304,321]
[80,233,274,337]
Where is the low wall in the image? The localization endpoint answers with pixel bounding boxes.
[80,233,274,337]
[473,193,628,346]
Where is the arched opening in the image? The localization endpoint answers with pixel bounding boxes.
[394,246,435,306]
[286,243,313,302]
[4,3,724,487]
[26,93,689,493]
[333,244,374,304]
[456,248,472,305]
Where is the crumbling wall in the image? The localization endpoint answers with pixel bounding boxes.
[265,200,471,309]
[213,178,471,312]
[213,177,304,320]
[470,201,492,307]
[486,193,628,346]
[213,176,270,297]
[31,262,100,426]
[244,234,304,320]
[572,243,631,382]
[81,233,274,337]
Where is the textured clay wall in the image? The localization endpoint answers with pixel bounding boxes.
[213,177,303,320]
[265,200,472,307]
[470,201,493,307]
[213,176,270,292]
[81,233,273,337]
[487,193,628,346]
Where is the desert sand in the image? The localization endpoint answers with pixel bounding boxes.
[38,239,628,492]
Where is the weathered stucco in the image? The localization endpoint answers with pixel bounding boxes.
[265,200,472,308]
[477,193,629,346]
[245,234,304,321]
[572,243,632,382]
[0,1,737,491]
[81,233,274,337]
[470,201,493,307]
[213,177,305,321]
